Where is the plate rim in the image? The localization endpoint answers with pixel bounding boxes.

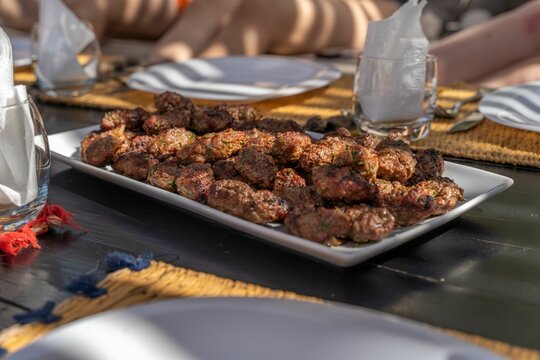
[479,81,540,133]
[49,126,514,267]
[127,55,342,102]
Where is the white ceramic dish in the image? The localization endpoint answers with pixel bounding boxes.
[479,81,540,133]
[6,298,500,360]
[127,56,342,102]
[49,126,513,267]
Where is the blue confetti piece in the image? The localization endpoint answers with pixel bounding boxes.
[65,272,107,298]
[13,301,61,325]
[105,251,154,273]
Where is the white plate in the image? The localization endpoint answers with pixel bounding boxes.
[6,298,500,360]
[127,56,341,102]
[12,36,32,68]
[479,81,540,133]
[49,126,513,267]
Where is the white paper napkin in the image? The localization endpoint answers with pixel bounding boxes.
[36,0,96,85]
[0,28,37,210]
[358,0,429,122]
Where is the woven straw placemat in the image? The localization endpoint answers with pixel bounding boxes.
[15,69,540,168]
[0,260,538,359]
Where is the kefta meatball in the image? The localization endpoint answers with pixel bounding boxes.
[234,148,278,189]
[274,186,322,212]
[271,132,312,164]
[285,207,350,246]
[343,205,395,243]
[413,177,464,216]
[129,134,153,153]
[244,129,276,154]
[175,163,215,202]
[255,118,303,133]
[143,110,192,135]
[112,152,158,181]
[299,134,357,171]
[147,128,196,159]
[207,180,289,224]
[376,139,417,183]
[101,107,148,131]
[80,126,126,167]
[212,158,240,180]
[273,168,306,191]
[154,91,195,113]
[214,104,261,129]
[409,148,445,185]
[191,107,233,134]
[148,158,183,192]
[312,165,377,203]
[177,129,246,164]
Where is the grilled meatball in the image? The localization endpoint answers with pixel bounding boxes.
[255,118,303,133]
[273,168,306,191]
[215,104,261,129]
[343,205,395,243]
[333,144,379,179]
[175,163,214,202]
[244,129,276,154]
[80,126,126,167]
[376,139,417,183]
[147,128,196,159]
[304,116,327,132]
[354,132,382,149]
[285,207,350,246]
[112,152,158,181]
[143,110,192,135]
[212,158,239,180]
[322,127,352,139]
[272,132,312,164]
[148,158,183,192]
[299,135,357,171]
[155,91,195,113]
[129,135,153,153]
[312,165,377,203]
[409,149,445,185]
[207,180,288,224]
[413,177,464,216]
[275,186,322,212]
[373,179,409,208]
[100,107,148,131]
[235,148,278,189]
[177,129,246,164]
[191,107,233,134]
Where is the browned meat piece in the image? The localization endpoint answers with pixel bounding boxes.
[343,205,395,243]
[413,177,464,216]
[299,135,357,171]
[207,180,288,224]
[147,128,196,159]
[244,129,276,154]
[273,168,306,190]
[177,129,246,164]
[274,186,322,212]
[175,163,215,202]
[155,91,195,113]
[129,135,153,153]
[214,104,261,129]
[333,144,379,179]
[100,107,148,131]
[285,207,350,246]
[272,132,312,164]
[191,107,233,134]
[409,149,445,184]
[255,118,303,133]
[312,165,377,203]
[112,152,158,181]
[147,158,183,192]
[321,127,352,139]
[304,116,327,132]
[354,132,382,149]
[212,158,239,180]
[375,139,417,183]
[80,126,126,167]
[143,110,192,135]
[235,148,278,189]
[326,116,355,131]
[373,179,409,208]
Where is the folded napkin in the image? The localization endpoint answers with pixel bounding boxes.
[358,0,429,122]
[35,0,96,85]
[0,27,37,211]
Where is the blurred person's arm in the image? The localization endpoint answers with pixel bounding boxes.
[149,0,400,62]
[431,0,540,86]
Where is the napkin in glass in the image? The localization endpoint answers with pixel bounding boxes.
[35,0,96,85]
[358,0,429,122]
[0,28,37,210]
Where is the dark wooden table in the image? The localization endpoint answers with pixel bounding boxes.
[1,103,540,350]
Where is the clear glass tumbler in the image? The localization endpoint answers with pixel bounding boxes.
[353,54,438,141]
[0,98,50,231]
[31,23,101,97]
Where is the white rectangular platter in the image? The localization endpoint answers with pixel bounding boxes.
[49,126,514,267]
